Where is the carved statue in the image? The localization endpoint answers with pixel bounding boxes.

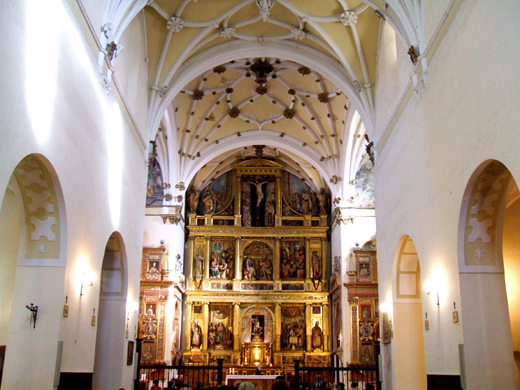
[193,248,204,279]
[191,320,202,349]
[210,252,220,278]
[312,251,321,279]
[259,255,273,280]
[312,321,323,350]
[188,188,200,213]
[265,194,275,226]
[317,188,327,215]
[242,198,252,227]
[248,180,268,207]
[243,256,256,280]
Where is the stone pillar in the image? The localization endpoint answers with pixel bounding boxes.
[275,303,282,351]
[305,303,312,351]
[235,237,242,280]
[202,302,209,350]
[275,176,282,226]
[204,237,211,279]
[233,303,240,352]
[185,302,193,349]
[322,303,330,352]
[235,176,242,226]
[274,237,281,280]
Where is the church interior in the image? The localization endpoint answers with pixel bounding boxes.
[1,0,519,389]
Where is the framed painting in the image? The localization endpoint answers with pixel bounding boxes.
[127,340,134,365]
[382,312,391,344]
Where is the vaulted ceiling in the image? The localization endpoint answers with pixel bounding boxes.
[102,0,426,196]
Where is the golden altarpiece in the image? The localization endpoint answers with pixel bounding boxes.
[138,248,184,365]
[183,159,331,369]
[343,241,379,365]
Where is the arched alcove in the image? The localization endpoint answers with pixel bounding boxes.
[458,160,519,388]
[392,235,427,390]
[92,232,128,390]
[0,154,66,388]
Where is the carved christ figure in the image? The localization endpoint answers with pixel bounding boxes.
[248,180,268,207]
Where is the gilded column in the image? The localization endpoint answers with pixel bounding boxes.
[204,237,211,279]
[321,238,327,284]
[235,176,242,226]
[322,302,330,352]
[305,303,312,351]
[275,176,282,226]
[185,302,193,349]
[202,302,209,351]
[275,303,282,351]
[187,237,195,279]
[274,237,281,280]
[233,303,241,352]
[305,238,311,280]
[235,237,242,280]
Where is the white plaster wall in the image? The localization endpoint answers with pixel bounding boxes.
[424,0,453,46]
[143,216,186,260]
[374,21,413,143]
[0,0,148,388]
[375,0,520,386]
[116,10,149,138]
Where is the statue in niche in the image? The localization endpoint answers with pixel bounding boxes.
[203,186,216,214]
[242,198,252,227]
[265,192,275,227]
[218,256,230,278]
[311,251,321,279]
[248,180,269,207]
[259,254,273,280]
[251,316,264,342]
[317,188,327,215]
[188,188,200,213]
[301,188,313,214]
[292,191,302,213]
[243,256,256,280]
[193,248,204,279]
[312,321,323,350]
[191,320,202,349]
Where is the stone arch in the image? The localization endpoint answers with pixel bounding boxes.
[390,235,427,390]
[0,154,67,388]
[93,231,128,390]
[458,160,518,389]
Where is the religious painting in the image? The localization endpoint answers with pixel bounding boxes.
[360,305,371,319]
[127,341,134,366]
[281,306,306,350]
[208,304,233,350]
[280,240,306,280]
[145,304,156,317]
[198,172,235,215]
[241,283,273,291]
[211,282,233,290]
[209,239,235,279]
[243,241,274,281]
[142,250,163,281]
[353,152,375,208]
[360,344,374,364]
[281,171,316,215]
[141,341,156,364]
[146,157,164,207]
[193,305,202,314]
[282,283,304,291]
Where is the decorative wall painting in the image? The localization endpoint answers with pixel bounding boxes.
[280,240,306,280]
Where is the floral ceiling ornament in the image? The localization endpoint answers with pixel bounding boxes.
[213,65,226,74]
[256,0,275,22]
[229,107,241,118]
[192,89,205,100]
[167,16,184,32]
[283,108,296,119]
[318,93,329,103]
[220,27,236,38]
[340,10,358,26]
[291,28,306,40]
[298,66,311,76]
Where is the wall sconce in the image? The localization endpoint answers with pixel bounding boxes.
[80,272,94,296]
[424,281,440,305]
[26,303,38,328]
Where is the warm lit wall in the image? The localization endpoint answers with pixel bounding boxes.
[503,197,520,388]
[375,0,520,388]
[0,0,148,388]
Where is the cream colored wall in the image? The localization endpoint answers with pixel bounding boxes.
[375,0,520,388]
[0,0,148,388]
[503,198,520,388]
[393,302,427,390]
[424,0,453,46]
[0,189,20,345]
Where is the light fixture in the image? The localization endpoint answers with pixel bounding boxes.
[26,303,38,328]
[80,272,94,296]
[424,280,440,305]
